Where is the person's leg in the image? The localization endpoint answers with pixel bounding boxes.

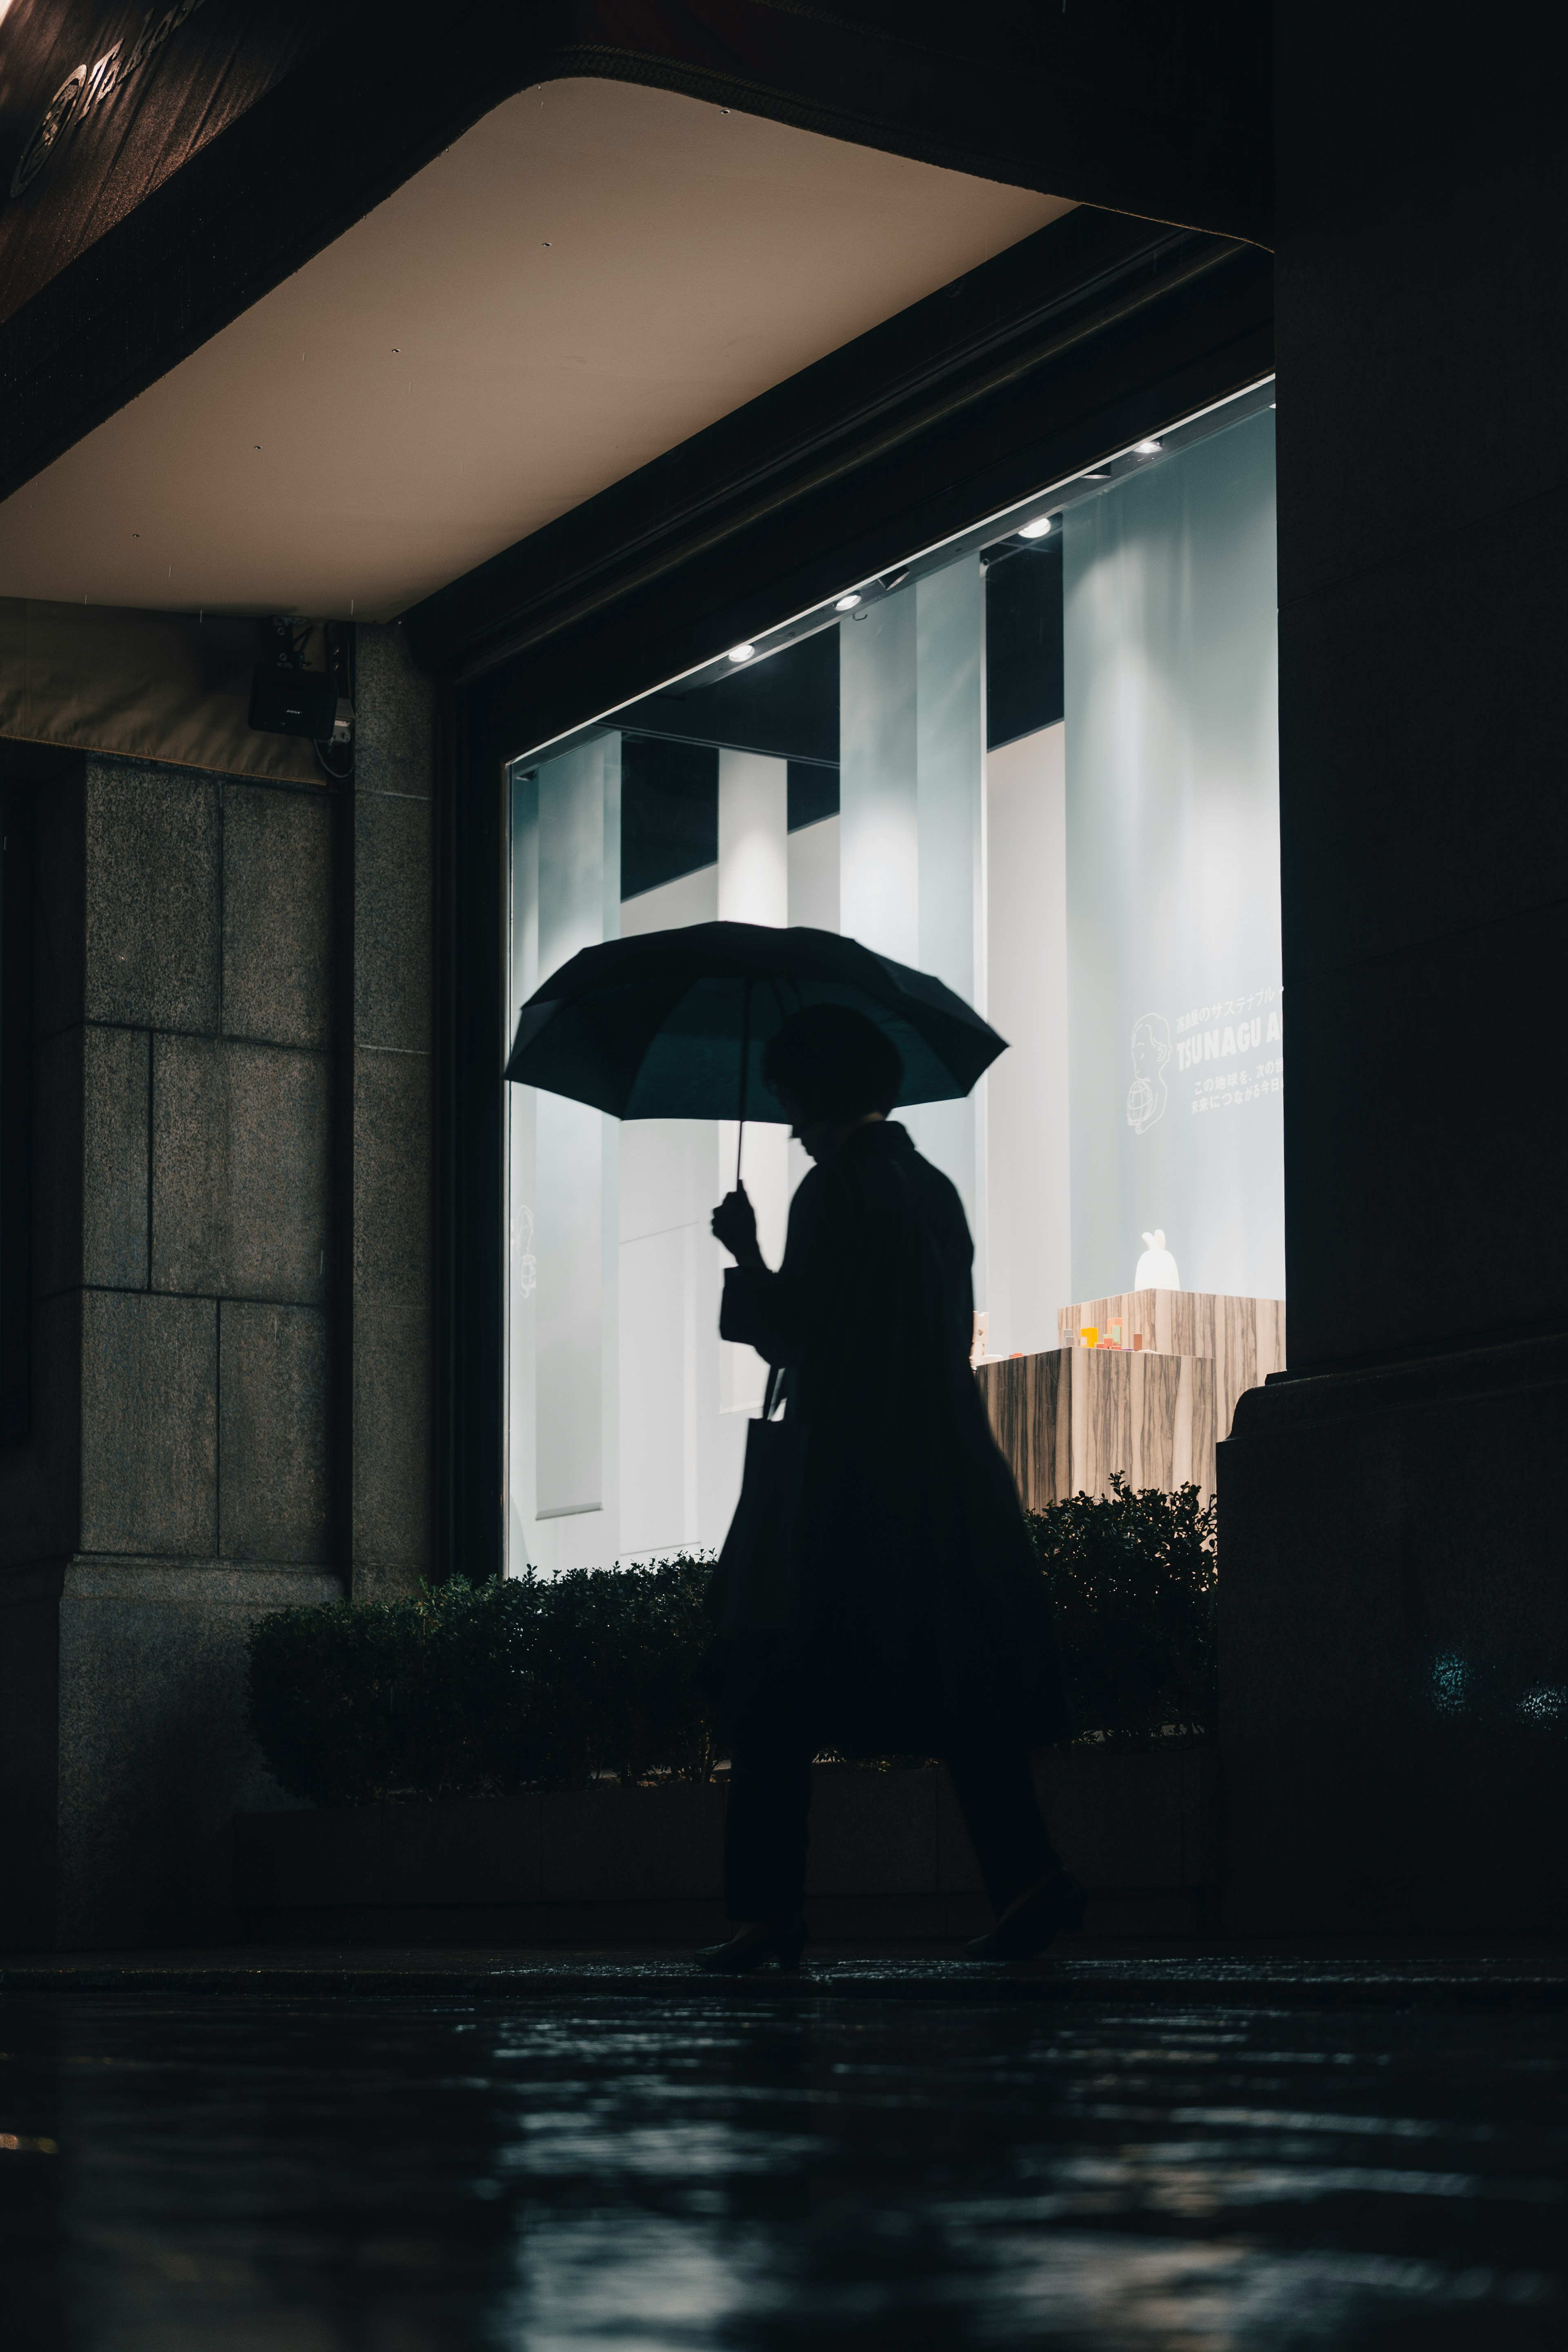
[722,1643,813,1924]
[944,1737,1065,1915]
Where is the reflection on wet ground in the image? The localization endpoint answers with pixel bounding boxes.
[1,1994,1563,2348]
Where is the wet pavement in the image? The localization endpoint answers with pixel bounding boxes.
[2,1965,1564,2348]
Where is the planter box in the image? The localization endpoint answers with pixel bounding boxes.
[236,1747,1217,1945]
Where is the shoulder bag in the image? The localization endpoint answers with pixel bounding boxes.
[710,1365,808,1636]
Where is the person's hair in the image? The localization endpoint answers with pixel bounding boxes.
[762,1004,904,1122]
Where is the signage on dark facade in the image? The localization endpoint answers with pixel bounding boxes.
[10,1,209,199]
[0,0,352,329]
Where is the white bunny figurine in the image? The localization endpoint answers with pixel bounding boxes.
[1134,1229,1180,1291]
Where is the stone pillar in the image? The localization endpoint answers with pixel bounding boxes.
[0,754,339,1948]
[347,626,436,1601]
[0,622,437,1948]
[1218,9,1568,1934]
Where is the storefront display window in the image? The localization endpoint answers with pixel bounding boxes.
[505,379,1279,1571]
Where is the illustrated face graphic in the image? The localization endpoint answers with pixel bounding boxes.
[1127,1013,1171,1134]
[1131,1021,1168,1076]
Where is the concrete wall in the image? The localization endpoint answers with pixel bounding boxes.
[1218,8,1568,1933]
[0,623,435,1949]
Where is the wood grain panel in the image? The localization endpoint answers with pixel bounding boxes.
[976,1341,1219,1507]
[1057,1288,1285,1442]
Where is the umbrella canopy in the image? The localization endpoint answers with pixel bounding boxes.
[506,922,1006,1121]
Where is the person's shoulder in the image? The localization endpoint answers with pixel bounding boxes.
[896,1129,964,1208]
[784,1157,831,1229]
[897,1134,973,1250]
[840,1122,960,1214]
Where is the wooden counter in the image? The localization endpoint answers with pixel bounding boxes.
[975,1291,1285,1507]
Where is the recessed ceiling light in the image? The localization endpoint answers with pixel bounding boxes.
[1018,515,1053,539]
[1134,438,1162,455]
[834,593,862,612]
[728,644,755,663]
[880,568,910,592]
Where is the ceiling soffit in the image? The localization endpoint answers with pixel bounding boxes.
[0,79,1069,620]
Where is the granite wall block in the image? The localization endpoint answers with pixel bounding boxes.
[351,1300,431,1590]
[151,1034,329,1303]
[354,624,436,803]
[221,782,334,1051]
[84,1025,151,1288]
[352,1048,431,1306]
[82,760,219,1033]
[78,1290,216,1556]
[354,789,432,1055]
[33,1024,150,1297]
[218,1301,330,1563]
[53,1559,339,1949]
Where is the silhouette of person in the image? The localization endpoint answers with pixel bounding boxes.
[702,1004,1079,1971]
[1127,1013,1170,1134]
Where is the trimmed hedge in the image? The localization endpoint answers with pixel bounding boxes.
[247,1483,1217,1806]
[247,1559,717,1808]
[1027,1476,1218,1745]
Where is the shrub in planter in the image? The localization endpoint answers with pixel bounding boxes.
[247,1559,718,1807]
[248,1484,1218,1806]
[1026,1476,1218,1744]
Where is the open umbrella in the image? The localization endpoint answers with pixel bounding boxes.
[506,922,1006,1160]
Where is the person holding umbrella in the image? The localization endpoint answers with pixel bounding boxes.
[700,1003,1081,1970]
[507,921,1081,1969]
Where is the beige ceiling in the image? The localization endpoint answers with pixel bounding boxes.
[0,79,1070,622]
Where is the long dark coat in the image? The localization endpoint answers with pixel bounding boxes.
[717,1119,1071,1755]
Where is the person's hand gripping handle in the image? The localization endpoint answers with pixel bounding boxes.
[711,1180,763,1269]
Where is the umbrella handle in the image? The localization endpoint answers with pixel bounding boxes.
[735,976,752,1189]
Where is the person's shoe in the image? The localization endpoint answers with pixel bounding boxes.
[964,1870,1085,1962]
[693,1916,808,1973]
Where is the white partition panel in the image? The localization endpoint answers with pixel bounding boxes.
[717,748,788,927]
[985,724,1070,1358]
[839,559,988,1284]
[1065,408,1283,1302]
[787,812,840,934]
[616,862,752,1559]
[535,1092,605,1519]
[913,555,986,1285]
[839,592,918,964]
[718,747,789,1413]
[506,766,540,1572]
[511,733,621,1569]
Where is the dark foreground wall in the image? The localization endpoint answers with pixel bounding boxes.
[1219,5,1568,1933]
[0,625,437,1949]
